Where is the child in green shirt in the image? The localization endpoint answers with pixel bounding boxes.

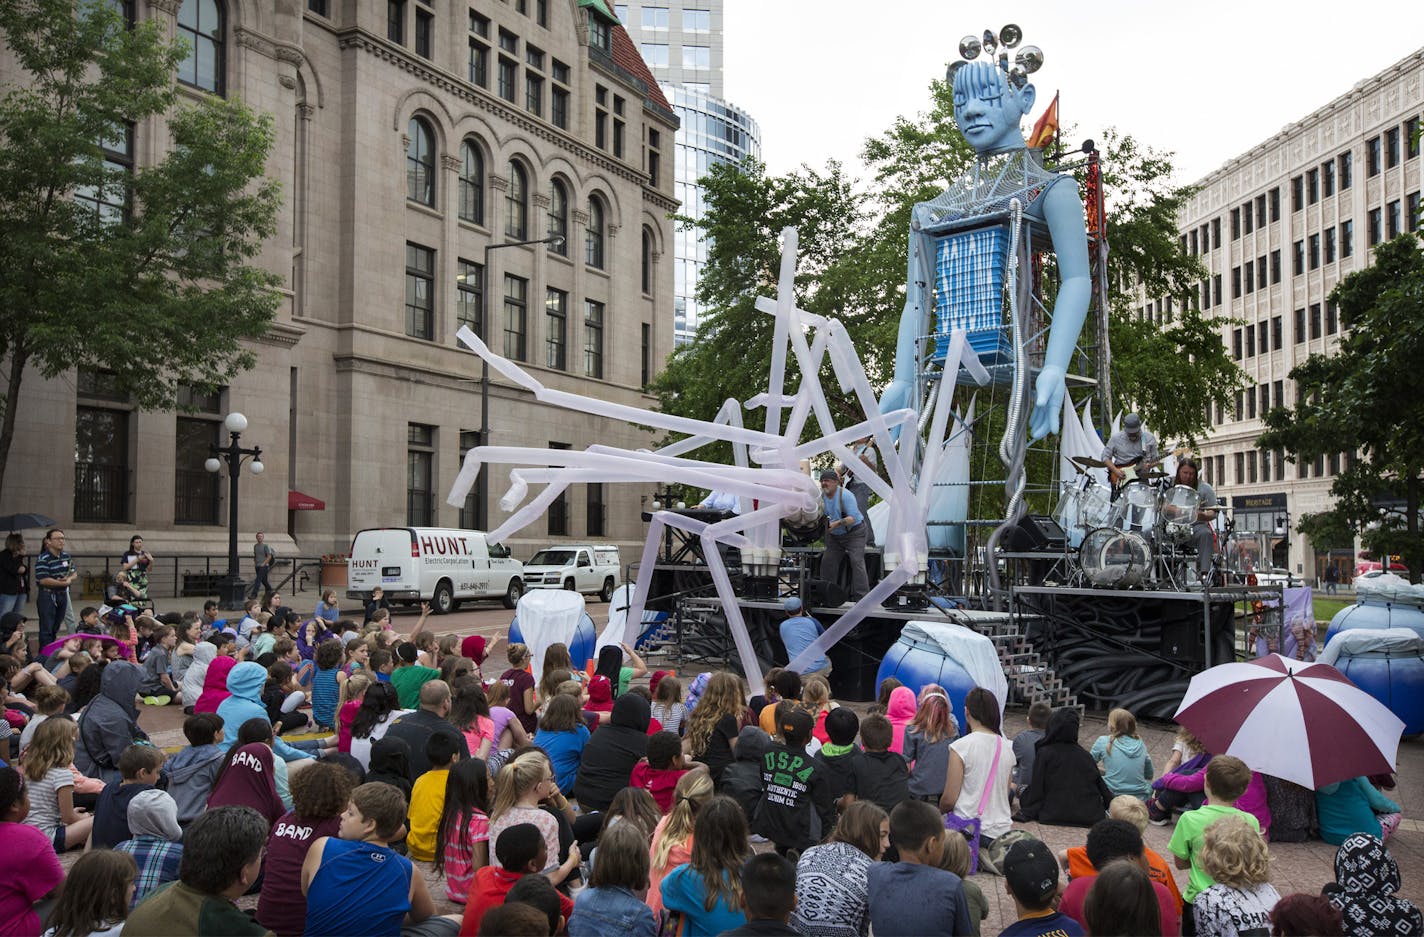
[1167,755,1261,913]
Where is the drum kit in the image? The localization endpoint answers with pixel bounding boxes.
[1052,456,1243,590]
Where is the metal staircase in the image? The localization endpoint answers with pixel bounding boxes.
[970,613,1084,715]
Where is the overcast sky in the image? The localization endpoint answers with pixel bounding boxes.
[722,1,1424,187]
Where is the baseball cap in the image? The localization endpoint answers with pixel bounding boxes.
[1003,838,1059,906]
[1123,412,1142,432]
[395,642,419,663]
[778,708,814,744]
[818,468,839,482]
[782,597,803,614]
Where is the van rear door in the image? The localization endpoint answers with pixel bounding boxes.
[348,528,419,599]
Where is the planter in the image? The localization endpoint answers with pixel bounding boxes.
[320,560,349,589]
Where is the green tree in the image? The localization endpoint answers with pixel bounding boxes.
[649,157,864,460]
[1258,233,1424,582]
[0,0,283,495]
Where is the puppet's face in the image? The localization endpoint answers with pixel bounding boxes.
[952,61,1035,154]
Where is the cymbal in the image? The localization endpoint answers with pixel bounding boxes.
[1070,456,1108,469]
[1145,470,1169,480]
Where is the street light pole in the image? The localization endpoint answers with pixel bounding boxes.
[205,412,264,608]
[478,233,565,532]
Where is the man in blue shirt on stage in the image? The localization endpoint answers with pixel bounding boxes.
[818,468,869,601]
[780,597,830,680]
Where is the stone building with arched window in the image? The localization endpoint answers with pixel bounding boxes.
[0,0,679,582]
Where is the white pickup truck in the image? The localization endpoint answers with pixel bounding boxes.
[522,544,621,602]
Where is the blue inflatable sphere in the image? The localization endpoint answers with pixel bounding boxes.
[1333,651,1424,735]
[1325,596,1424,735]
[876,636,979,736]
[1325,596,1424,643]
[509,612,599,667]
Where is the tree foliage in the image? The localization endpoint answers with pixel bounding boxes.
[1258,233,1424,582]
[649,158,863,460]
[0,0,283,494]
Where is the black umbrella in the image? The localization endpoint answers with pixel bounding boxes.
[0,512,57,532]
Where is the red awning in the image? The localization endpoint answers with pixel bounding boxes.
[288,490,326,511]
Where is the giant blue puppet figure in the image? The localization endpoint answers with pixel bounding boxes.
[880,29,1090,557]
[882,32,1088,438]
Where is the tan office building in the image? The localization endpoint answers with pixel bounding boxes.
[1163,47,1423,580]
[0,0,679,582]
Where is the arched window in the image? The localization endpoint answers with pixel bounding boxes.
[506,161,528,239]
[547,180,569,255]
[585,196,605,269]
[458,141,484,224]
[641,226,654,294]
[177,0,225,95]
[406,117,435,206]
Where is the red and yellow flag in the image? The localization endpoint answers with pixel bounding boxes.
[1027,92,1059,150]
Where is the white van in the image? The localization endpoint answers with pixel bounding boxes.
[523,543,622,601]
[347,527,525,614]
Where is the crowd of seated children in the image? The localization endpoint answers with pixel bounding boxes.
[1016,708,1113,828]
[8,603,1424,937]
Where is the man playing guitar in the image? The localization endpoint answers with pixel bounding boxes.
[1101,412,1159,494]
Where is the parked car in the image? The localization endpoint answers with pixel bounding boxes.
[522,544,621,602]
[347,527,525,614]
[1253,567,1296,586]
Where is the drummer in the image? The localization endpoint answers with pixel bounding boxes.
[1167,458,1219,577]
[1101,412,1159,496]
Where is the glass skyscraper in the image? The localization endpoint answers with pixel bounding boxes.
[614,1,762,345]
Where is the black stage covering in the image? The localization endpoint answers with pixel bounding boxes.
[1014,589,1237,720]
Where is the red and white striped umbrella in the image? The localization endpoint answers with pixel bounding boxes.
[1173,654,1405,790]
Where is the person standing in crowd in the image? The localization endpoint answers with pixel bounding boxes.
[841,436,880,548]
[818,469,869,601]
[120,537,153,611]
[34,529,78,649]
[249,532,275,602]
[0,533,30,619]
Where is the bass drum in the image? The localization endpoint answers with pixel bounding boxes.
[1080,527,1154,588]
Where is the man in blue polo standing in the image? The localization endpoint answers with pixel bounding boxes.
[780,597,830,680]
[817,468,869,600]
[34,528,78,649]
